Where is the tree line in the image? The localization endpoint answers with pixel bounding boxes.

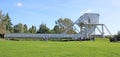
[0,10,76,34]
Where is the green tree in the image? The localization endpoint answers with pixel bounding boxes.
[55,18,76,34]
[13,24,19,33]
[14,23,24,33]
[53,25,60,34]
[116,31,120,41]
[47,29,55,34]
[4,13,13,33]
[0,10,7,34]
[28,25,36,33]
[23,24,28,33]
[37,23,50,33]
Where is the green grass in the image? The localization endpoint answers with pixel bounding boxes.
[0,38,120,57]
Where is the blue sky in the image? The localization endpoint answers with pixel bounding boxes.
[0,0,120,35]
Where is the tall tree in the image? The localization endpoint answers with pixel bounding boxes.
[23,24,28,33]
[0,10,7,34]
[13,25,19,33]
[55,18,76,34]
[53,25,60,34]
[28,25,36,33]
[37,23,50,33]
[4,13,13,33]
[14,23,24,33]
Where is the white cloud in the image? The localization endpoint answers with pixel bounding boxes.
[86,9,92,13]
[16,2,23,7]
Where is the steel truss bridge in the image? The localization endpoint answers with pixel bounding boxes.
[4,13,112,40]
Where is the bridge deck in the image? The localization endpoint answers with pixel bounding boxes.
[4,34,81,39]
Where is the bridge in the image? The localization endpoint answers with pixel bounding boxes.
[4,13,112,40]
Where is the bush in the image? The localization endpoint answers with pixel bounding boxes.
[109,37,117,42]
[77,37,91,41]
[114,34,120,41]
[0,34,4,38]
[116,34,120,41]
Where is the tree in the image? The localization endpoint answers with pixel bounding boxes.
[4,13,13,33]
[14,23,24,33]
[0,10,13,34]
[0,10,7,34]
[55,18,76,34]
[53,25,60,34]
[13,25,19,33]
[37,23,50,33]
[23,24,28,33]
[116,31,120,41]
[28,25,36,33]
[0,21,6,34]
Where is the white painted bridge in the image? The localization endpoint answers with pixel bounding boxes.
[4,34,81,39]
[4,13,112,40]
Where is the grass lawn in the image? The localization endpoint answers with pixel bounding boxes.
[0,38,120,57]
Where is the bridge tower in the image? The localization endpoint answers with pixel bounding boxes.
[63,13,112,38]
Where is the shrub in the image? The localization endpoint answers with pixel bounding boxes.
[109,37,117,42]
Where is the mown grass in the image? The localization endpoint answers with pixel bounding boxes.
[0,38,120,57]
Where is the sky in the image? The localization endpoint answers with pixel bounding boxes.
[0,0,120,35]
